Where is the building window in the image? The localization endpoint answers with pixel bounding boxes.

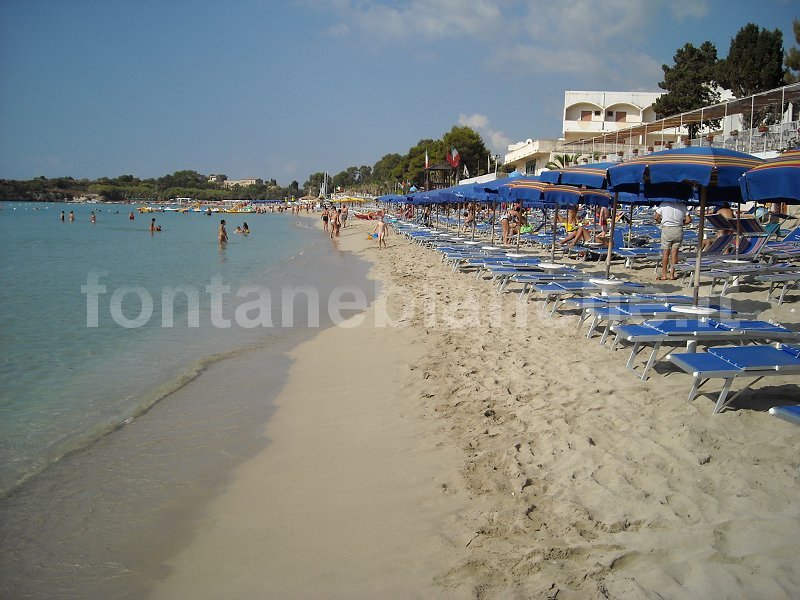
[616,111,627,123]
[594,110,601,116]
[525,160,537,175]
[580,110,592,121]
[606,111,613,117]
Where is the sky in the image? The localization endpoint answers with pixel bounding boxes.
[0,0,797,184]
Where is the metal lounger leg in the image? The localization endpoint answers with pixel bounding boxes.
[713,376,765,413]
[586,315,601,338]
[638,341,663,381]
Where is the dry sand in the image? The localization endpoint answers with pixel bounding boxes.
[154,215,800,599]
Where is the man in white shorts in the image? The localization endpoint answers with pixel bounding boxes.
[654,201,691,280]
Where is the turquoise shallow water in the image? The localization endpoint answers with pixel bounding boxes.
[0,201,342,494]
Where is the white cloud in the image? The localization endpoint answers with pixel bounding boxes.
[311,0,505,40]
[458,113,511,152]
[668,0,710,20]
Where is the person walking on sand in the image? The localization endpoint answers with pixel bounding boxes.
[219,219,228,244]
[341,205,348,228]
[373,218,388,249]
[654,201,691,280]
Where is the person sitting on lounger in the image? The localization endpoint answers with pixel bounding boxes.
[559,226,608,248]
[703,203,735,250]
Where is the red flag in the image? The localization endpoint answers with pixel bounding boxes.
[446,147,460,167]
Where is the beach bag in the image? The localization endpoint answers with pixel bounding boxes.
[520,224,532,234]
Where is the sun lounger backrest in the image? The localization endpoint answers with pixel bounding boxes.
[736,217,766,235]
[704,233,736,254]
[705,213,735,231]
[781,226,800,243]
[735,234,767,257]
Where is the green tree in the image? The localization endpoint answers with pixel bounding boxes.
[442,126,489,180]
[717,23,785,125]
[652,41,720,139]
[784,18,800,83]
[544,154,588,170]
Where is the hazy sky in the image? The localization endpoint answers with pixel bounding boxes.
[1,0,797,184]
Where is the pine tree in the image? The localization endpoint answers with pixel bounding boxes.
[652,42,720,139]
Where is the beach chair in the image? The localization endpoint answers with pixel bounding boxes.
[668,344,800,413]
[531,279,653,315]
[610,319,799,380]
[769,405,800,425]
[755,272,800,304]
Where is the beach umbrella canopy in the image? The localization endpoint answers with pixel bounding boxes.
[540,162,616,189]
[608,147,764,304]
[497,178,549,204]
[739,148,800,204]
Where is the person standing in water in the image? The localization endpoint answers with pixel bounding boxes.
[129,211,135,220]
[60,211,65,222]
[90,211,96,223]
[68,210,75,222]
[219,219,228,244]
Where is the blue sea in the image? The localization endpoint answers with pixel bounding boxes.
[1,200,376,596]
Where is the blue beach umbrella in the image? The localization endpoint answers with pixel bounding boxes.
[739,148,800,204]
[608,147,764,304]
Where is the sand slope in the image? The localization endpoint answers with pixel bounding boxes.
[156,218,800,599]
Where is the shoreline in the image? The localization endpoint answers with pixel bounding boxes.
[151,218,473,598]
[0,212,381,598]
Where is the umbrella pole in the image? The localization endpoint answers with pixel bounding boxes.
[735,201,741,260]
[551,202,558,262]
[605,193,618,278]
[491,198,497,245]
[457,202,461,234]
[692,187,708,306]
[628,203,634,245]
[471,203,476,241]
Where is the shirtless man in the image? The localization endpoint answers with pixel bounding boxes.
[373,218,389,249]
[219,219,228,244]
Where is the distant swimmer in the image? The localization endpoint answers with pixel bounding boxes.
[68,210,75,222]
[150,217,161,232]
[60,210,65,222]
[242,222,249,234]
[90,211,96,223]
[129,211,135,220]
[219,219,228,244]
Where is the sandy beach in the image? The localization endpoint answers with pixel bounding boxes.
[153,214,799,599]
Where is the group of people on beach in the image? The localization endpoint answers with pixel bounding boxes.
[321,204,348,238]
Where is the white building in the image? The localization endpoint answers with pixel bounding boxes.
[223,178,264,189]
[503,89,678,172]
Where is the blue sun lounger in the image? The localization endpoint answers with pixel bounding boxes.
[668,344,800,413]
[583,303,739,344]
[532,280,653,315]
[769,405,800,425]
[611,319,799,380]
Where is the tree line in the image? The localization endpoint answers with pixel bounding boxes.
[0,171,302,203]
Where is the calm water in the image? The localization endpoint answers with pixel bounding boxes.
[0,201,351,495]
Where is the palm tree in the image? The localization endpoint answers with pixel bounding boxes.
[545,154,581,170]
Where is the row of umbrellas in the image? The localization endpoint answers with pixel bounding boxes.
[378,147,800,306]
